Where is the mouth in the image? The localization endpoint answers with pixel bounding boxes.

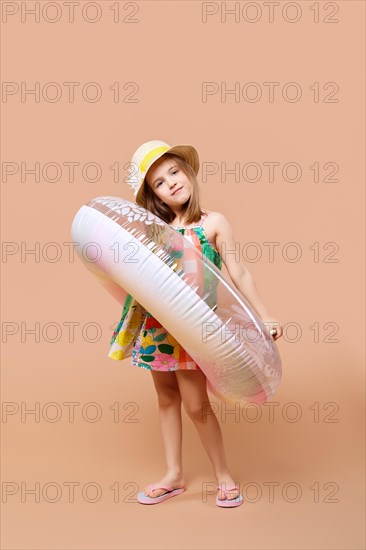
[172,187,183,196]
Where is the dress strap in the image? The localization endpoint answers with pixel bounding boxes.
[199,212,209,227]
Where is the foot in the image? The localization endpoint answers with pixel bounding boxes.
[216,475,240,501]
[144,472,185,498]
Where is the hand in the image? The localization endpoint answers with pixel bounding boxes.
[262,316,283,341]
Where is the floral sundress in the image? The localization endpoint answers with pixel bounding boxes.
[108,212,223,372]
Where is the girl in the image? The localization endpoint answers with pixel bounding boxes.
[109,140,283,507]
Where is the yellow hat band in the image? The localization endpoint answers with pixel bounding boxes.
[139,146,170,174]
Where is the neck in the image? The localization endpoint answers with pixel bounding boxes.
[170,206,186,224]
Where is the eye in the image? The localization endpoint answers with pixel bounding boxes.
[156,169,178,187]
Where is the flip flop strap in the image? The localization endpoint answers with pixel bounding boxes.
[217,486,238,493]
[150,484,174,491]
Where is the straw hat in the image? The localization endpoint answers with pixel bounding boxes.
[127,140,200,199]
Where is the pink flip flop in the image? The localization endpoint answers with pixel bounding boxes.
[137,484,185,505]
[216,485,244,508]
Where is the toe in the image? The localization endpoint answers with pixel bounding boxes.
[217,487,239,500]
[145,486,165,498]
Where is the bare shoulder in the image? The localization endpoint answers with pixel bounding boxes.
[205,210,228,222]
[204,210,232,238]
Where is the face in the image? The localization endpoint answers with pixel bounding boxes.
[145,156,193,213]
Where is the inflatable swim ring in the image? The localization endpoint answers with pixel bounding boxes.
[71,196,282,405]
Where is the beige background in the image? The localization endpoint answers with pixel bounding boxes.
[2,1,365,549]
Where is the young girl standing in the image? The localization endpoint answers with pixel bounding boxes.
[109,140,283,507]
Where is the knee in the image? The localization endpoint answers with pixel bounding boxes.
[157,387,181,408]
[182,400,206,421]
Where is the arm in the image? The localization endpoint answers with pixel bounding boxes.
[213,212,283,339]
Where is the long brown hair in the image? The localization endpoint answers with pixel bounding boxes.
[135,153,205,225]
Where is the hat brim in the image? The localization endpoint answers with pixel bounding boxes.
[167,145,199,176]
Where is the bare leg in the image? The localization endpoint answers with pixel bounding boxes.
[143,370,185,498]
[175,369,239,500]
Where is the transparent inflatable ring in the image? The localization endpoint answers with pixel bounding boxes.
[71,196,282,406]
